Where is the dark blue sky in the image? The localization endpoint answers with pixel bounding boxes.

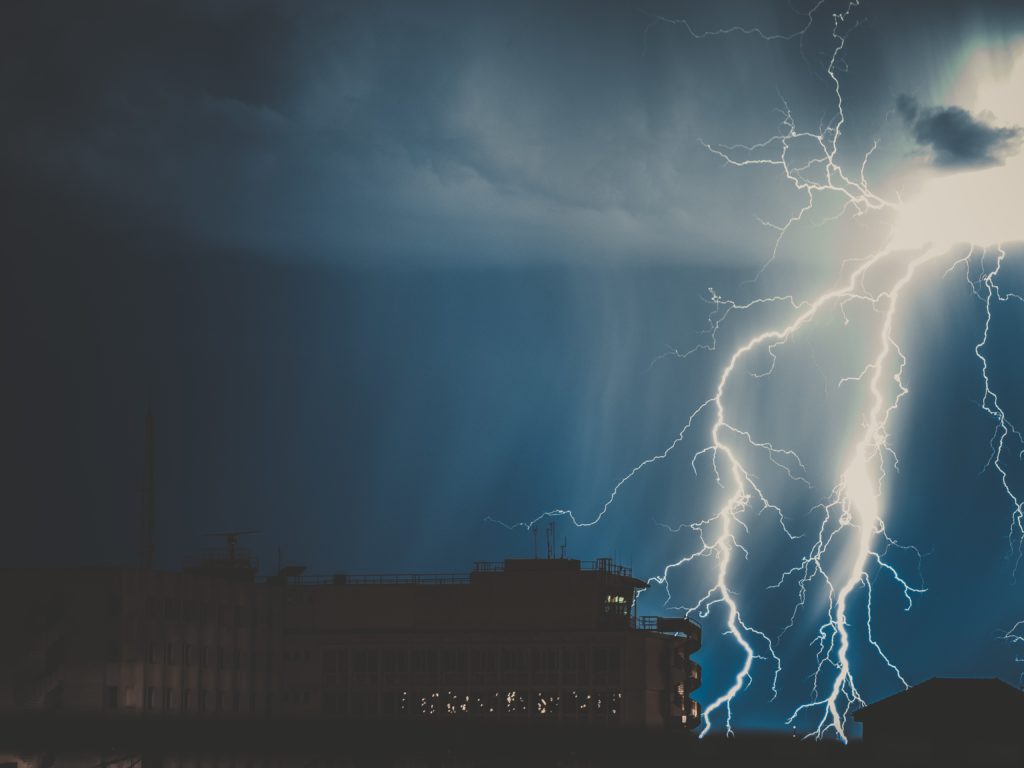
[4,0,1024,736]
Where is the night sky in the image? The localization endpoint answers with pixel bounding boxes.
[4,0,1024,735]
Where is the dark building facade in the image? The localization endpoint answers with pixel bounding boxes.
[0,553,701,741]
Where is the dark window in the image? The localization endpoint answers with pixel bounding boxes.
[216,691,224,712]
[562,648,585,685]
[145,687,157,710]
[232,648,241,669]
[184,644,192,666]
[233,691,241,712]
[356,696,380,720]
[501,648,528,685]
[470,648,498,686]
[440,648,467,684]
[381,690,401,716]
[609,648,621,676]
[198,690,208,713]
[104,686,118,709]
[352,648,378,687]
[411,648,437,685]
[594,648,619,684]
[147,644,159,664]
[166,643,175,665]
[201,646,209,668]
[163,688,174,711]
[532,648,559,685]
[217,647,225,670]
[382,648,408,685]
[182,689,191,712]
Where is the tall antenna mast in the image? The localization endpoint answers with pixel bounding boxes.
[140,405,155,569]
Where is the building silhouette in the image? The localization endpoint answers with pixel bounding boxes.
[854,677,1024,765]
[0,547,701,740]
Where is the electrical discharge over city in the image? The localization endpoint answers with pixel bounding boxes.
[497,0,1024,742]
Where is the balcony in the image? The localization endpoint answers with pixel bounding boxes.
[634,615,701,643]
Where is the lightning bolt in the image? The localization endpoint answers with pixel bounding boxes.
[491,0,1024,741]
[955,245,1024,673]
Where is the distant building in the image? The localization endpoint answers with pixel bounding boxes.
[0,552,701,733]
[854,677,1024,763]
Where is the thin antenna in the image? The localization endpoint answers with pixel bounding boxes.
[140,405,155,570]
[206,530,259,561]
[560,537,567,559]
[546,522,555,559]
[532,527,538,559]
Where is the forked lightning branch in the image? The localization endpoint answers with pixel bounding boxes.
[498,0,1024,742]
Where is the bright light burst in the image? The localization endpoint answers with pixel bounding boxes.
[495,0,1024,742]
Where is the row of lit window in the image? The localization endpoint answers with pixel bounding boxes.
[320,690,623,718]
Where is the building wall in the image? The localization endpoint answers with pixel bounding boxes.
[0,559,700,730]
[0,569,283,717]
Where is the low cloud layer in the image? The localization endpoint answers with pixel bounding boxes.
[4,1,1024,266]
[897,94,1023,168]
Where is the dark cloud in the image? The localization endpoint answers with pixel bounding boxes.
[0,0,925,266]
[897,94,1023,168]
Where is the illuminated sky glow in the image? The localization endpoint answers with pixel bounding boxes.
[5,0,1024,740]
[503,2,1024,741]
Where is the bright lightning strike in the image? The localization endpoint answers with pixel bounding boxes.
[492,0,1024,742]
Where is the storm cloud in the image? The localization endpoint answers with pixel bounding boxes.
[6,0,1024,266]
[897,94,1023,168]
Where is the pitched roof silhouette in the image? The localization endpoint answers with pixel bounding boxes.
[854,677,1024,722]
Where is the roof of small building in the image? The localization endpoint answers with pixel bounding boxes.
[853,677,1024,722]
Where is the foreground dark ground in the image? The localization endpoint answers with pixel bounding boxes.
[0,714,1018,768]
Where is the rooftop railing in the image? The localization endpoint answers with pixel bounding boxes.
[275,557,635,587]
[284,573,471,586]
[634,615,702,636]
[471,558,634,577]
